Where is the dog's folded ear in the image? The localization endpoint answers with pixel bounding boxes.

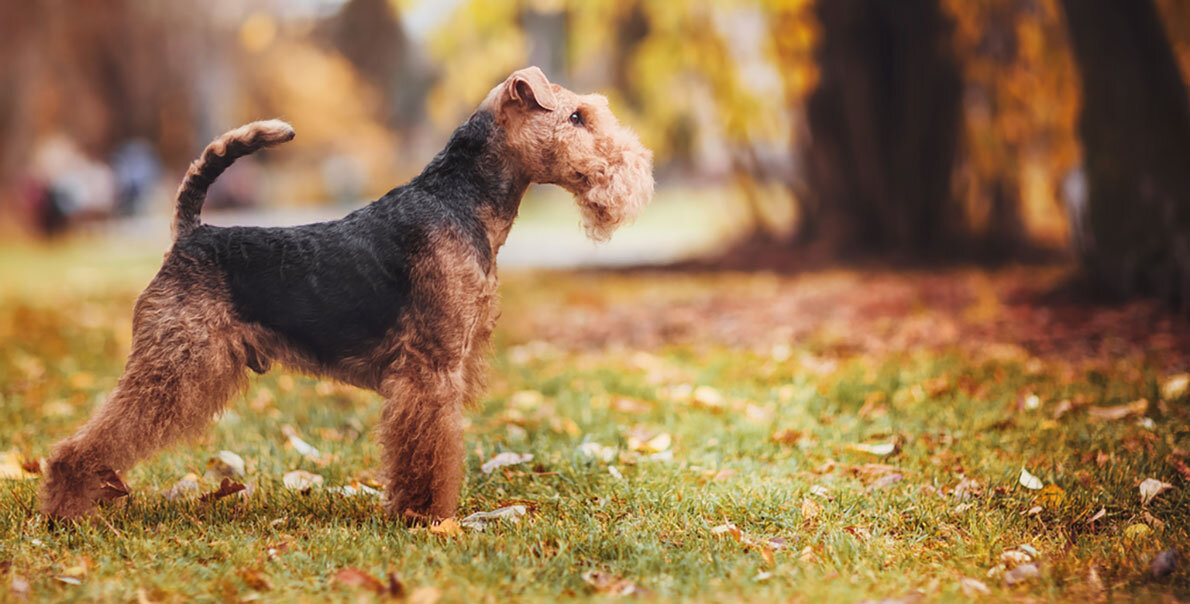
[507,66,557,112]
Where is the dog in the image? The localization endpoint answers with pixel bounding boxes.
[39,66,653,521]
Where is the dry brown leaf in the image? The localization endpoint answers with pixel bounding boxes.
[771,428,803,446]
[1139,478,1173,506]
[239,569,273,591]
[1087,399,1148,421]
[199,478,246,503]
[331,568,385,593]
[581,570,648,596]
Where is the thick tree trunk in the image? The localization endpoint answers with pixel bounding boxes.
[1059,0,1190,306]
[798,0,963,258]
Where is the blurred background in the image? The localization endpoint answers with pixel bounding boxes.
[0,0,1188,304]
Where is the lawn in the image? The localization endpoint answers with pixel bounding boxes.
[1,242,1187,602]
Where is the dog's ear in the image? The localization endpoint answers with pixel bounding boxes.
[507,66,557,112]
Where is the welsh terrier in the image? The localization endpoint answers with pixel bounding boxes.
[40,67,653,521]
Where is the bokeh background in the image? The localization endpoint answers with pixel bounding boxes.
[0,0,1188,293]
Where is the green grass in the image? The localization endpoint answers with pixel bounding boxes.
[0,244,1187,602]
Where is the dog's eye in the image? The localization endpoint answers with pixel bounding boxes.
[569,111,585,127]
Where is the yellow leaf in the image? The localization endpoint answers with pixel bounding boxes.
[429,518,462,537]
[1037,484,1065,507]
[1124,523,1151,540]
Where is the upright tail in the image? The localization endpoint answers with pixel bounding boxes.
[172,120,295,240]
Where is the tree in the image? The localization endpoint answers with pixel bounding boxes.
[1059,0,1190,306]
[796,0,963,258]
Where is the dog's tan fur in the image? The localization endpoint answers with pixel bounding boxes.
[39,67,653,522]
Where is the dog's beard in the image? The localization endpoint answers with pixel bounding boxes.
[573,147,654,242]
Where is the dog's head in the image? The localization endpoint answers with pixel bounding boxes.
[481,66,654,241]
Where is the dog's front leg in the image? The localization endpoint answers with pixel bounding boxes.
[377,370,466,521]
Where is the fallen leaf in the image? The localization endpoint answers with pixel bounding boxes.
[801,497,821,521]
[578,442,616,463]
[869,473,903,490]
[1088,399,1148,421]
[798,546,818,563]
[0,450,37,480]
[1124,523,1151,540]
[331,568,385,593]
[771,428,802,446]
[959,577,990,597]
[239,569,273,591]
[1018,467,1044,490]
[1004,563,1039,586]
[849,442,897,456]
[481,452,533,474]
[810,484,832,498]
[1139,478,1173,505]
[1087,507,1106,524]
[691,385,724,410]
[608,466,624,480]
[165,473,201,501]
[1036,484,1065,507]
[459,505,527,531]
[204,450,245,481]
[281,425,321,460]
[282,470,323,491]
[429,518,462,537]
[199,478,246,503]
[711,523,742,541]
[712,468,737,482]
[1141,511,1166,530]
[1161,374,1190,400]
[1000,549,1033,567]
[581,570,648,596]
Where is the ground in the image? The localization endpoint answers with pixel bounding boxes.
[0,241,1188,602]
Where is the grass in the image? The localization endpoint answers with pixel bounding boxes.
[0,242,1187,602]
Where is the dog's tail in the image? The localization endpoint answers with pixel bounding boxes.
[172,120,295,240]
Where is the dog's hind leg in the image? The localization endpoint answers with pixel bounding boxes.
[39,270,249,520]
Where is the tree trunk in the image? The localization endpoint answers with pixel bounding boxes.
[1059,0,1190,306]
[798,0,963,258]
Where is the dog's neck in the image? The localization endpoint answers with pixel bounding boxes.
[410,111,528,256]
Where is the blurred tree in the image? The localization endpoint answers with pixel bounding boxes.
[1059,0,1190,306]
[321,0,433,130]
[795,0,962,258]
[945,0,1079,258]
